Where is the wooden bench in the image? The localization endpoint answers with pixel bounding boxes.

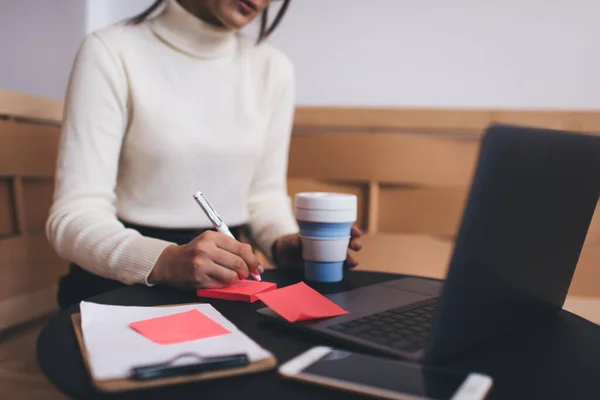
[0,89,67,331]
[1,89,598,328]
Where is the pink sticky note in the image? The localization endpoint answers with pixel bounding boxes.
[255,282,348,323]
[129,309,230,345]
[197,280,277,303]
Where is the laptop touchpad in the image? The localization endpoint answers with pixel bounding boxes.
[381,277,443,296]
[318,280,435,324]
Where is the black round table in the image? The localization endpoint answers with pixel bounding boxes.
[37,269,600,400]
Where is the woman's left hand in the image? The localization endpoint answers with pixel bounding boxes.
[272,225,363,269]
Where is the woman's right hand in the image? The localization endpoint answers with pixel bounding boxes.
[148,231,263,289]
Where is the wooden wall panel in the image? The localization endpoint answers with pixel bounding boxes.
[0,234,67,301]
[0,286,58,332]
[0,90,64,331]
[294,107,600,134]
[586,201,600,238]
[354,233,452,280]
[354,232,600,298]
[0,179,15,236]
[573,244,600,298]
[22,179,54,234]
[287,178,368,230]
[570,202,600,297]
[379,187,600,241]
[0,120,60,177]
[288,133,479,187]
[0,89,63,124]
[378,186,468,237]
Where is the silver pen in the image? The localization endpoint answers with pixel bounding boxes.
[193,191,262,281]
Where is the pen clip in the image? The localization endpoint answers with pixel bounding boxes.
[193,192,224,227]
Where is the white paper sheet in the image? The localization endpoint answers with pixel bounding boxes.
[79,301,273,381]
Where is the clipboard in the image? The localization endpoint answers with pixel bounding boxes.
[71,309,277,393]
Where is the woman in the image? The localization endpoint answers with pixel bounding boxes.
[47,0,362,309]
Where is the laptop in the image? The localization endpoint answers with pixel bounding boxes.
[257,123,600,364]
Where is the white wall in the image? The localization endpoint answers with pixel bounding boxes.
[0,0,86,99]
[2,0,598,109]
[0,0,150,99]
[80,0,600,110]
[267,0,600,109]
[86,0,155,34]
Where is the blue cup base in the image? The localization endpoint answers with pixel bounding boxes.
[304,260,344,283]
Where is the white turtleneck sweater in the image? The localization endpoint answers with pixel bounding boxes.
[46,0,299,285]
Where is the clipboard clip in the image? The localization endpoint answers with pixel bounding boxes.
[130,352,249,381]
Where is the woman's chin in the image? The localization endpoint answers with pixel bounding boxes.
[218,11,258,30]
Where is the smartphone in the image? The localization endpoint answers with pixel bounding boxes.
[279,346,493,400]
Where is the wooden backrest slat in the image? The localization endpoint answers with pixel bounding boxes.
[0,89,63,124]
[1,94,599,327]
[0,120,60,177]
[288,132,478,187]
[0,179,15,237]
[22,178,55,234]
[378,186,468,238]
[0,90,66,331]
[294,107,600,134]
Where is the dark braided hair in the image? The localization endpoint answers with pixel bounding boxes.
[128,0,165,24]
[127,0,291,43]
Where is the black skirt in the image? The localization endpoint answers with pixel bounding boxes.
[56,220,245,309]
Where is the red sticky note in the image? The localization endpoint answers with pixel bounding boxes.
[197,280,277,303]
[129,309,230,345]
[255,282,348,323]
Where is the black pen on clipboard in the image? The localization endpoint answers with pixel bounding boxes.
[193,191,263,281]
[130,353,249,381]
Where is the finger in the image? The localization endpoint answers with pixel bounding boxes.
[351,225,362,238]
[204,263,239,285]
[211,247,250,279]
[345,254,359,269]
[286,235,303,265]
[290,234,302,249]
[191,263,233,289]
[193,276,226,290]
[287,235,303,257]
[349,238,362,251]
[204,231,261,274]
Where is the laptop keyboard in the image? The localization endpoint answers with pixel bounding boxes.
[327,298,438,353]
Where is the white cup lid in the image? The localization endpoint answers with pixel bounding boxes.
[295,192,357,211]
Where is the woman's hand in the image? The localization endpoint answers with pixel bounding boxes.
[273,225,363,269]
[149,231,263,289]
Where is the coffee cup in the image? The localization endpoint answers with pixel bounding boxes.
[294,192,357,282]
